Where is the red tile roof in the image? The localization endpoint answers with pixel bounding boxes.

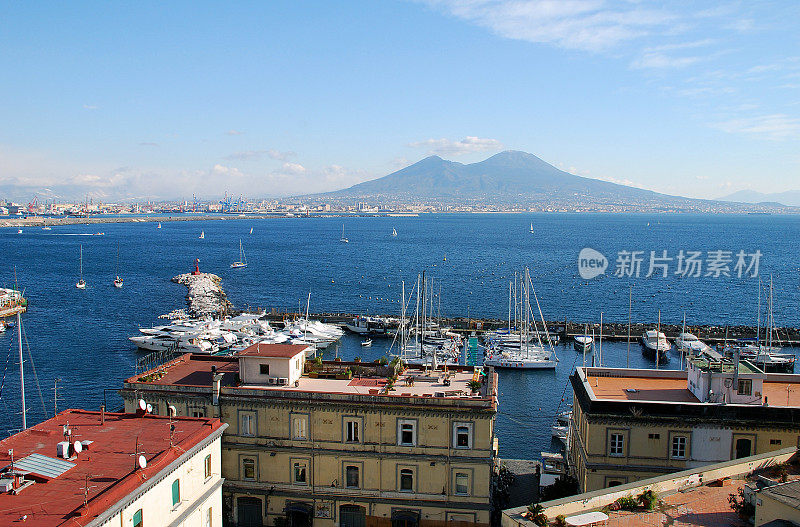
[238,343,308,358]
[0,409,224,526]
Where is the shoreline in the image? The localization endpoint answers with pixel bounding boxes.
[0,214,286,228]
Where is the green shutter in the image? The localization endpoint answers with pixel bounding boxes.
[133,509,142,527]
[172,479,180,505]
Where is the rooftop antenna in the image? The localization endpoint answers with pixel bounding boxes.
[130,436,146,470]
[81,474,97,509]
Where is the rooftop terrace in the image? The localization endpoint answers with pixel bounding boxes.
[0,409,224,527]
[579,367,800,408]
[126,354,496,407]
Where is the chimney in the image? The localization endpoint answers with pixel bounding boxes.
[100,405,105,425]
[212,371,223,406]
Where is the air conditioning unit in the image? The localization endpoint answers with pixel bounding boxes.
[277,377,289,385]
[267,377,277,385]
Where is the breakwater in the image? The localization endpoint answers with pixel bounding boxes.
[172,272,233,317]
[255,310,800,344]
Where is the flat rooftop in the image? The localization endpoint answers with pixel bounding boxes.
[0,409,224,526]
[239,343,309,358]
[690,357,762,374]
[126,354,494,403]
[582,367,800,408]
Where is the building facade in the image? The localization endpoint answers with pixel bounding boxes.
[0,408,226,527]
[120,345,498,527]
[569,360,800,492]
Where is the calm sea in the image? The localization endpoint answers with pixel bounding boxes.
[1,213,799,457]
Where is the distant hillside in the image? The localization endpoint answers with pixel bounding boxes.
[320,151,778,211]
[719,189,800,207]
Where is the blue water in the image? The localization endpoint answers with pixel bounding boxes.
[1,213,799,458]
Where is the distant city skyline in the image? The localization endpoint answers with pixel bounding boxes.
[1,1,799,201]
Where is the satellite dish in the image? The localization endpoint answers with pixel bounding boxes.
[168,405,177,417]
[138,399,147,411]
[73,441,83,453]
[137,455,147,469]
[146,404,153,414]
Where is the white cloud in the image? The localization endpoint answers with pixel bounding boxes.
[83,104,98,110]
[408,136,504,156]
[277,162,307,175]
[226,130,244,136]
[422,0,678,52]
[631,39,714,69]
[714,114,800,141]
[225,149,296,161]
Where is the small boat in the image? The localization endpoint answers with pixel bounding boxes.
[17,229,22,234]
[231,239,248,268]
[199,230,205,239]
[76,245,86,289]
[157,222,162,229]
[249,227,253,234]
[0,321,6,333]
[574,335,593,352]
[113,242,123,288]
[443,254,447,262]
[42,226,51,230]
[391,228,397,237]
[340,224,348,243]
[530,222,534,233]
[641,329,670,362]
[361,339,373,347]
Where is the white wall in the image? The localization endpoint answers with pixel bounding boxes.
[94,435,223,527]
[240,355,304,385]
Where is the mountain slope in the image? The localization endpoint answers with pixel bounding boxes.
[719,189,800,207]
[328,151,666,203]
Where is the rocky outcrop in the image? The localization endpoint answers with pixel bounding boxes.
[171,273,232,317]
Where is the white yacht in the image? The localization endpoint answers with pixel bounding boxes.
[641,329,670,362]
[675,332,711,354]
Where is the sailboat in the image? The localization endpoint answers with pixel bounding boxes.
[199,230,205,239]
[113,242,123,288]
[530,222,534,233]
[157,222,162,229]
[391,228,397,237]
[76,245,86,289]
[249,227,253,235]
[340,224,348,243]
[231,239,248,268]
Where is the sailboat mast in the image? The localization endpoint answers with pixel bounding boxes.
[627,284,632,369]
[656,310,661,370]
[769,275,775,349]
[757,277,762,347]
[401,281,406,355]
[17,311,26,430]
[598,312,603,367]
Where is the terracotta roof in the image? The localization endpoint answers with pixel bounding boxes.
[0,409,224,526]
[238,343,309,358]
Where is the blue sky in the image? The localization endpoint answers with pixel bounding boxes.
[1,1,799,201]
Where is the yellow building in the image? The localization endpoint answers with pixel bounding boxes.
[120,344,498,527]
[569,359,800,492]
